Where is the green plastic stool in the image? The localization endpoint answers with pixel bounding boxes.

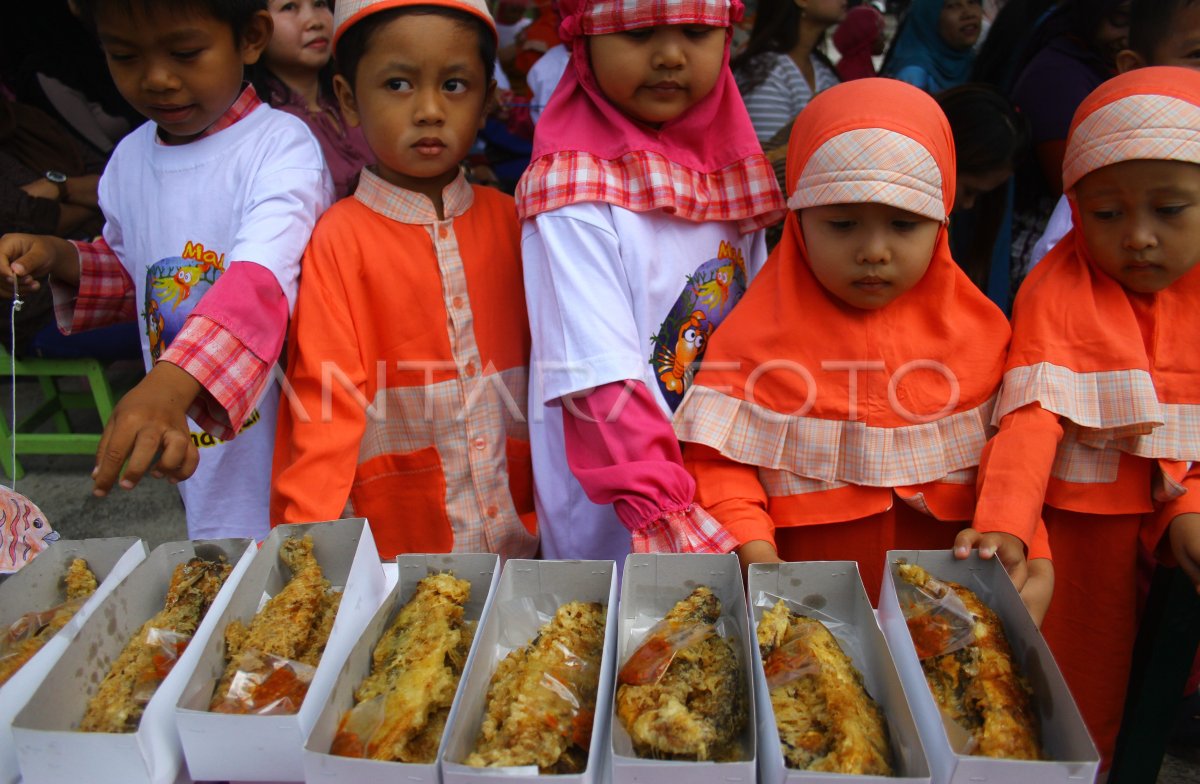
[0,347,118,480]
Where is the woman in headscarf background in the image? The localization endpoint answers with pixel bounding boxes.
[884,0,983,93]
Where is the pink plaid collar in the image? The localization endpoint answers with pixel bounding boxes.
[354,166,474,223]
[155,83,262,145]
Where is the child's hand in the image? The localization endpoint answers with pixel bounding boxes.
[1169,513,1200,592]
[92,362,202,496]
[953,528,1029,590]
[0,233,76,297]
[736,539,783,575]
[1019,557,1054,627]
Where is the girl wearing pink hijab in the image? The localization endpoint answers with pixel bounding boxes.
[516,0,786,564]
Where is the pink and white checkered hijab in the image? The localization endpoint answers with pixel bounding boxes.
[515,0,785,233]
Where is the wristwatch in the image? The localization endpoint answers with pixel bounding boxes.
[44,170,68,201]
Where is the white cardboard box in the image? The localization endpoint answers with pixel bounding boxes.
[442,559,618,784]
[0,537,147,784]
[174,519,386,783]
[303,552,501,784]
[878,550,1100,784]
[11,537,257,784]
[747,561,931,784]
[611,553,756,784]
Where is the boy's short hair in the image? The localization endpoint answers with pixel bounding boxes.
[1129,0,1200,58]
[336,5,497,90]
[75,0,267,42]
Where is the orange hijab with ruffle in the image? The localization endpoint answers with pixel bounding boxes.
[999,67,1200,459]
[676,78,1011,487]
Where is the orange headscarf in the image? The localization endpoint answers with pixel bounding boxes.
[999,67,1200,461]
[675,78,1011,488]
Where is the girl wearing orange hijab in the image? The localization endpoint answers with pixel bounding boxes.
[674,77,1053,611]
[970,66,1200,765]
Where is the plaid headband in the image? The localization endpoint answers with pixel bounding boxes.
[1063,93,1200,192]
[788,128,946,222]
[333,0,498,49]
[560,0,742,40]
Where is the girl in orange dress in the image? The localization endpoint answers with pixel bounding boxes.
[674,77,1053,611]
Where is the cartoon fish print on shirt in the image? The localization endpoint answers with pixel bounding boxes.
[650,241,749,410]
[144,242,226,361]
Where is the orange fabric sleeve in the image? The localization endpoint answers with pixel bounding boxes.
[974,403,1064,547]
[1149,461,1200,558]
[1028,516,1052,561]
[683,442,775,546]
[270,225,366,526]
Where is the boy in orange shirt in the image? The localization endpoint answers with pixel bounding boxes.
[271,0,537,558]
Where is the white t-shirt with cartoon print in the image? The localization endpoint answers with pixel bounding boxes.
[97,104,332,541]
[522,202,767,562]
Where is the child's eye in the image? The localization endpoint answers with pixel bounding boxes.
[1091,209,1120,221]
[444,78,468,94]
[622,28,654,40]
[683,26,717,40]
[173,49,204,61]
[1157,203,1188,216]
[827,220,855,230]
[107,51,136,63]
[892,220,919,232]
[386,78,412,91]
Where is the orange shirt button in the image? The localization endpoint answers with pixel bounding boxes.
[487,505,499,518]
[473,437,486,450]
[465,362,477,377]
[438,225,449,239]
[452,296,464,309]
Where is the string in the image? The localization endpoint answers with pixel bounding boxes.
[9,278,21,491]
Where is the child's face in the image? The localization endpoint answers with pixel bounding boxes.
[95,4,270,144]
[335,14,493,202]
[1073,159,1200,293]
[588,24,725,127]
[1147,2,1200,69]
[938,0,982,52]
[800,203,940,309]
[265,0,333,73]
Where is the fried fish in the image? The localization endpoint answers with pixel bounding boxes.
[210,535,341,714]
[896,563,1041,760]
[0,558,99,688]
[757,600,894,774]
[81,557,231,733]
[466,600,606,773]
[616,586,746,762]
[331,572,473,762]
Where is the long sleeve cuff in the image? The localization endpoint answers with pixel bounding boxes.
[55,238,136,333]
[683,441,775,546]
[159,315,269,439]
[974,403,1064,547]
[562,380,697,533]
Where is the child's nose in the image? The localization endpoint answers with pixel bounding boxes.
[142,60,180,93]
[859,234,891,264]
[1124,220,1158,251]
[652,40,686,69]
[413,89,445,124]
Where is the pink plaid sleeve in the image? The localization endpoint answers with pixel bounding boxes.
[158,315,268,440]
[631,504,738,555]
[55,238,137,333]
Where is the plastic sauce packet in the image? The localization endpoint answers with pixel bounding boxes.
[211,649,317,715]
[330,695,386,758]
[896,571,975,659]
[132,627,192,705]
[762,626,822,690]
[0,597,86,651]
[617,619,716,686]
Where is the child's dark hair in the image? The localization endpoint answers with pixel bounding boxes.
[74,0,267,42]
[336,6,497,89]
[937,84,1028,178]
[1129,0,1200,59]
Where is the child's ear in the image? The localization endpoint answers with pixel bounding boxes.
[480,78,498,130]
[240,10,273,66]
[334,74,362,128]
[1115,48,1147,74]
